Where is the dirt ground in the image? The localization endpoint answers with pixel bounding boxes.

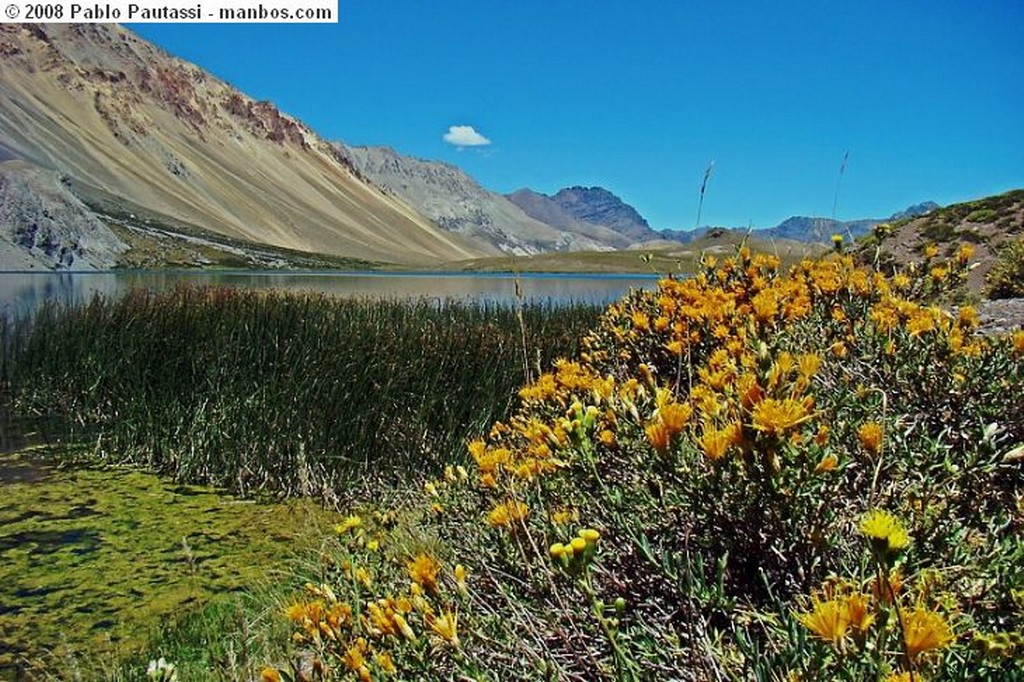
[978,297,1024,335]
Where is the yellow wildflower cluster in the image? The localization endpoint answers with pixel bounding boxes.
[798,576,955,667]
[458,248,993,559]
[268,512,473,680]
[798,589,875,645]
[486,499,530,528]
[549,527,601,570]
[270,242,1019,679]
[285,583,353,644]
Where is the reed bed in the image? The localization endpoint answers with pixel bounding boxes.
[0,286,600,498]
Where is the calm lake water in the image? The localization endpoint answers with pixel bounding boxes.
[0,270,659,316]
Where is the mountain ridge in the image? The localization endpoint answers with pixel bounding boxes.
[0,23,483,267]
[335,144,631,255]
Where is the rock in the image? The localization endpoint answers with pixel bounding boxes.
[0,161,127,270]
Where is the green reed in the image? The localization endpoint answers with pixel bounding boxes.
[0,286,600,498]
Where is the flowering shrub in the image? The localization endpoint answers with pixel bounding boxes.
[266,248,1023,680]
[986,236,1024,299]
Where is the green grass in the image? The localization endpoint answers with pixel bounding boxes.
[0,287,601,498]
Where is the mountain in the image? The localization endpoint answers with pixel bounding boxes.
[762,216,882,242]
[544,186,663,243]
[0,24,483,267]
[888,201,940,222]
[335,145,630,255]
[659,202,940,245]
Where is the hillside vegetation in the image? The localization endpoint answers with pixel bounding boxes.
[862,189,1024,296]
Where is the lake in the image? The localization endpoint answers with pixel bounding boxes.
[0,270,660,317]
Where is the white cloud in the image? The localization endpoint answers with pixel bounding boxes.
[443,125,491,147]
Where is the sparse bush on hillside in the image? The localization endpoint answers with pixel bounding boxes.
[920,219,958,244]
[986,236,1024,300]
[965,209,998,223]
[262,249,1023,681]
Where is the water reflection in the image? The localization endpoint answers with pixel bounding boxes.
[0,270,659,316]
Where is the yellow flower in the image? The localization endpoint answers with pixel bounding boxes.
[578,528,601,547]
[407,553,441,593]
[428,609,460,647]
[392,612,417,641]
[645,421,672,455]
[354,567,373,589]
[797,598,850,644]
[487,499,529,528]
[453,563,469,596]
[550,508,576,525]
[957,306,980,329]
[549,542,566,559]
[750,398,812,436]
[335,515,362,534]
[907,310,937,336]
[923,243,939,259]
[1012,330,1024,356]
[857,422,884,455]
[631,310,650,331]
[699,426,732,461]
[902,607,954,660]
[860,509,910,554]
[260,667,282,682]
[598,428,617,448]
[798,353,822,380]
[814,454,838,474]
[842,592,875,635]
[343,638,368,671]
[570,537,587,555]
[375,652,397,674]
[659,401,694,434]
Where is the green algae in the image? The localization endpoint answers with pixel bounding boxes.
[0,449,334,675]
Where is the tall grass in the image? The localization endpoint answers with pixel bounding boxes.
[0,286,600,498]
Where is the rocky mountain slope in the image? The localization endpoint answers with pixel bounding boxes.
[865,189,1024,294]
[0,161,126,270]
[543,186,662,243]
[0,24,483,267]
[335,145,631,255]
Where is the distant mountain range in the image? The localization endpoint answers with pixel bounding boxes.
[337,143,941,254]
[334,145,629,255]
[0,23,949,271]
[661,202,940,245]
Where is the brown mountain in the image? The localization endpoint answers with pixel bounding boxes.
[0,24,484,267]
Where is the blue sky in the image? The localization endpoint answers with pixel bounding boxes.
[130,0,1023,230]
